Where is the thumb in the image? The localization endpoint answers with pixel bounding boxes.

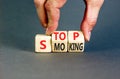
[81,0,104,41]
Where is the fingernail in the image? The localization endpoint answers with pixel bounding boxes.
[87,31,91,41]
[45,28,49,35]
[45,28,51,35]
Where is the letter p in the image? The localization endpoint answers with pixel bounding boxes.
[73,32,79,40]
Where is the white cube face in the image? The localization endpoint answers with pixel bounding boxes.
[68,31,85,52]
[52,31,67,52]
[68,31,84,42]
[35,34,51,52]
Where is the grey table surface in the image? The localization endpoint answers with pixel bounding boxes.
[0,0,120,79]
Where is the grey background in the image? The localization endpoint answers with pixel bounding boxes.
[0,0,120,79]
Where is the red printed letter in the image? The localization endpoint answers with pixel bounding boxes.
[54,32,59,40]
[73,32,79,40]
[59,32,66,40]
[40,40,46,49]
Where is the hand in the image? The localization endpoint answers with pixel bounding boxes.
[34,0,104,41]
[34,0,66,34]
[81,0,104,41]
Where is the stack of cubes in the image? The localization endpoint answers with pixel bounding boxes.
[35,31,85,53]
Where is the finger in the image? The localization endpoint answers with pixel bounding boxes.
[45,0,66,35]
[81,0,104,41]
[34,0,47,28]
[81,6,98,42]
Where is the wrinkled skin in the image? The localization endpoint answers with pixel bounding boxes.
[34,0,104,41]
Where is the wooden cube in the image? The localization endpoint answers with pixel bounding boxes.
[35,34,51,52]
[68,31,85,52]
[52,31,67,52]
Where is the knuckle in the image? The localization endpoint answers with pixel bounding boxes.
[45,1,53,10]
[45,0,66,9]
[87,19,97,26]
[34,0,44,8]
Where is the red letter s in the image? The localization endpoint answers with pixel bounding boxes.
[40,40,46,49]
